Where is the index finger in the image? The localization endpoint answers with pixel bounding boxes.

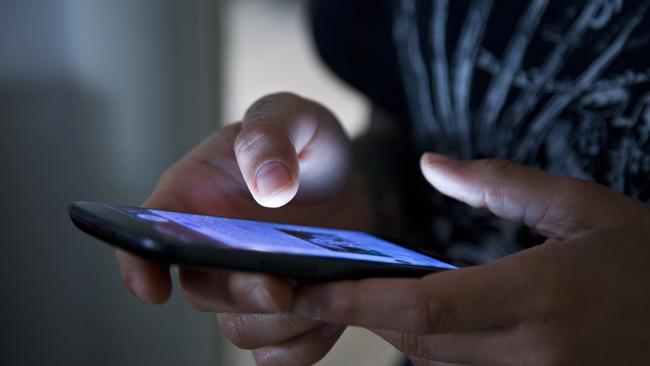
[234,92,351,208]
[291,247,546,333]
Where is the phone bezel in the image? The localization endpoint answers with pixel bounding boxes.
[69,201,458,280]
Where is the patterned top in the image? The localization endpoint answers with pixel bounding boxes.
[310,0,650,263]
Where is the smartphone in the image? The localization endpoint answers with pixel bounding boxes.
[69,201,458,280]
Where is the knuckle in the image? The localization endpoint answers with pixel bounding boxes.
[217,314,259,349]
[416,294,452,333]
[328,296,352,324]
[252,343,318,366]
[535,295,566,328]
[179,271,232,313]
[336,283,363,324]
[530,277,569,329]
[182,290,211,312]
[507,252,571,330]
[508,324,564,366]
[479,158,517,176]
[471,159,516,209]
[313,283,358,325]
[234,123,273,153]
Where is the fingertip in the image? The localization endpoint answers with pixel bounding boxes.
[253,161,299,208]
[420,153,459,186]
[115,249,172,304]
[254,187,299,208]
[234,123,302,209]
[420,152,457,169]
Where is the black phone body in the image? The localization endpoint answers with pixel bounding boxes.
[69,201,458,280]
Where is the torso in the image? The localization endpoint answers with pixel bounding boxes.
[310,0,650,263]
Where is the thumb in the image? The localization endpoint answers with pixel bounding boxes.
[235,92,351,208]
[420,153,642,239]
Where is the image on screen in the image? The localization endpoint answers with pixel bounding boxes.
[276,229,392,258]
[116,205,456,269]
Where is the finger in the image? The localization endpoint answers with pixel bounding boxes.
[114,195,182,304]
[180,269,294,313]
[420,154,644,239]
[234,92,351,208]
[115,249,171,304]
[251,324,345,366]
[217,313,324,349]
[292,251,543,333]
[375,328,520,365]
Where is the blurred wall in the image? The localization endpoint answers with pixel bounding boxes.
[222,0,369,137]
[0,1,224,365]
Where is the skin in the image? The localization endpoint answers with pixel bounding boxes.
[117,93,650,365]
[292,154,650,365]
[116,92,369,365]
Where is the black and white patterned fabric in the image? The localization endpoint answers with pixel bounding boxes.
[310,0,650,264]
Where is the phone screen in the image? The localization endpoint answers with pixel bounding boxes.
[113,205,456,270]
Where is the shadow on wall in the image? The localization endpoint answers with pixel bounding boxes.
[0,1,223,365]
[0,79,215,366]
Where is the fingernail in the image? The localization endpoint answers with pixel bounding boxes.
[255,161,291,197]
[423,153,457,164]
[292,295,321,320]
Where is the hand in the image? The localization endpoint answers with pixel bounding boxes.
[291,154,650,365]
[115,92,371,365]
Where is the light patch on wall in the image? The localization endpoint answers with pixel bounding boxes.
[222,0,370,138]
